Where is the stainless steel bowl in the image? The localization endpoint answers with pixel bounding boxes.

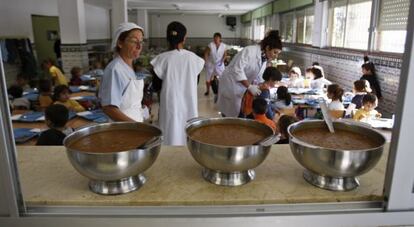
[186,117,277,186]
[63,122,162,195]
[288,120,386,191]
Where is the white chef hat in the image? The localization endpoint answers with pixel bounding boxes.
[111,22,144,51]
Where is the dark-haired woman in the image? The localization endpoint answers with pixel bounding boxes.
[99,22,145,122]
[204,32,227,96]
[217,30,282,117]
[150,21,204,145]
[361,56,382,99]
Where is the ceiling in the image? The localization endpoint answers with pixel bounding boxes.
[85,0,273,15]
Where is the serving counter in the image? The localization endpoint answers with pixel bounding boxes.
[17,144,388,206]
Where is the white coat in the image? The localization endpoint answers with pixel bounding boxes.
[217,45,267,117]
[205,42,226,81]
[151,49,204,146]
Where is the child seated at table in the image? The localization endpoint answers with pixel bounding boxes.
[252,98,276,132]
[90,61,104,77]
[53,85,85,112]
[38,79,53,111]
[308,67,331,91]
[7,85,30,110]
[36,104,73,146]
[70,66,83,86]
[272,86,293,113]
[353,93,381,122]
[351,80,371,109]
[275,115,298,144]
[240,67,282,119]
[327,84,345,110]
[15,73,31,91]
[287,67,304,88]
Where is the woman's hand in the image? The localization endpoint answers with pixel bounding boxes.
[247,84,261,96]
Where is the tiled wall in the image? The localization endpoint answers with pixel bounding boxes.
[281,44,402,115]
[61,44,89,78]
[149,38,243,50]
[3,62,20,87]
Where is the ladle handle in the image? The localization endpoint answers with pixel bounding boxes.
[319,98,335,133]
[255,134,280,146]
[137,136,163,149]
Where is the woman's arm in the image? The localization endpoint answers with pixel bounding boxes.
[102,105,135,122]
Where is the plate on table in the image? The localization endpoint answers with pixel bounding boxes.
[13,128,41,143]
[77,110,109,123]
[369,118,394,129]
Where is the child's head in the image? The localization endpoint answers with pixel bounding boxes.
[93,61,103,69]
[262,67,282,87]
[252,98,268,115]
[45,104,69,129]
[353,80,366,93]
[53,85,71,102]
[289,67,301,79]
[70,66,82,78]
[310,66,324,80]
[327,84,344,102]
[305,67,313,79]
[42,58,54,70]
[276,86,292,105]
[277,115,298,139]
[38,79,52,94]
[362,93,378,111]
[312,62,320,66]
[8,85,23,99]
[16,73,29,87]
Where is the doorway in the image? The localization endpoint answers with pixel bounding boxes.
[31,15,60,68]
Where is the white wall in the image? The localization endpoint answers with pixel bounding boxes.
[149,14,241,38]
[0,0,58,41]
[85,3,110,40]
[0,0,110,42]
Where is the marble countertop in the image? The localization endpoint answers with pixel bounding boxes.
[17,144,388,206]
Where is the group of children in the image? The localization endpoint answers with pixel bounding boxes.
[7,60,105,146]
[240,66,298,144]
[239,56,383,144]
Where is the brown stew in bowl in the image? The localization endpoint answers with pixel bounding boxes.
[292,128,380,150]
[189,124,269,146]
[67,129,156,153]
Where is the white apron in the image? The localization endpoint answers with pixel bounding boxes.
[205,42,226,81]
[119,78,144,122]
[217,45,267,117]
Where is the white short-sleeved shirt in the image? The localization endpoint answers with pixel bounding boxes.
[99,56,137,108]
[328,100,345,110]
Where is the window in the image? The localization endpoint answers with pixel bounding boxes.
[242,22,252,40]
[375,0,410,53]
[280,12,295,42]
[329,0,372,50]
[296,7,314,44]
[254,18,265,40]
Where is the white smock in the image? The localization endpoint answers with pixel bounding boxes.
[205,42,226,81]
[99,56,144,122]
[151,49,204,145]
[119,78,144,122]
[217,45,267,117]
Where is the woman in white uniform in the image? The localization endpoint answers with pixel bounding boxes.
[99,22,145,122]
[204,32,227,96]
[151,22,204,146]
[217,30,282,117]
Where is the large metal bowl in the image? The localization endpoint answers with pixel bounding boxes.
[288,120,386,191]
[186,117,277,186]
[63,122,162,195]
